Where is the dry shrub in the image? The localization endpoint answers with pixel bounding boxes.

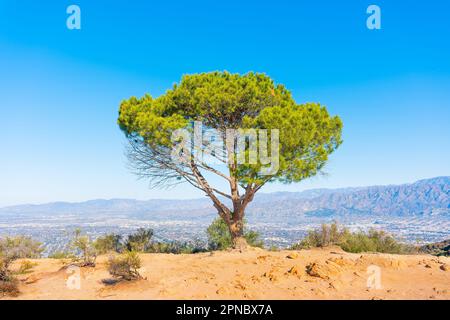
[0,278,19,297]
[16,260,38,275]
[107,251,142,281]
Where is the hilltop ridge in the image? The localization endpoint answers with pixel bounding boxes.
[5,248,450,300]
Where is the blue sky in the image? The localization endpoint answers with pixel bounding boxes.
[1,0,449,206]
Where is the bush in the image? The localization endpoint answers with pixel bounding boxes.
[0,236,43,261]
[0,277,19,297]
[16,260,38,275]
[125,228,153,252]
[0,257,15,284]
[291,222,415,254]
[207,217,264,250]
[69,229,97,267]
[340,229,416,254]
[148,240,207,254]
[291,222,346,249]
[0,236,43,296]
[94,233,123,254]
[48,251,74,259]
[107,251,142,281]
[268,245,280,252]
[419,239,450,256]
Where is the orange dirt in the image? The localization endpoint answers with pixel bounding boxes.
[3,247,449,300]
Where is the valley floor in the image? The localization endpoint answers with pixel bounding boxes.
[4,247,450,300]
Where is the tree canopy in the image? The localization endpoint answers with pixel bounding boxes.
[118,71,343,248]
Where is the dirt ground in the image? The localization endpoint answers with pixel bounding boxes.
[4,247,450,300]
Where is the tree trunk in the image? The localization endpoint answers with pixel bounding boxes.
[229,218,248,251]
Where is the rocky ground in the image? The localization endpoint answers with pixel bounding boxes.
[3,247,450,300]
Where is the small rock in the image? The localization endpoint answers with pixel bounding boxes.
[216,287,229,295]
[306,261,342,280]
[23,274,41,284]
[287,265,301,277]
[286,252,299,259]
[234,281,246,290]
[329,280,343,290]
[263,271,278,282]
[440,264,448,271]
[257,255,269,261]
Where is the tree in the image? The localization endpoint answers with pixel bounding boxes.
[118,71,343,249]
[207,217,264,250]
[125,228,153,252]
[107,251,142,281]
[70,229,97,267]
[94,233,123,254]
[0,236,43,295]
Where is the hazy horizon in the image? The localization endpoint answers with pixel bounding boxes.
[2,175,448,208]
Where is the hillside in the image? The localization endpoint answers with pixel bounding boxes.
[4,248,450,300]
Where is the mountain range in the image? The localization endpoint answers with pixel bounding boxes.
[1,176,449,221]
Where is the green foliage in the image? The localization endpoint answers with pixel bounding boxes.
[207,217,264,250]
[48,251,74,259]
[77,229,206,256]
[0,257,15,283]
[15,260,38,275]
[69,229,97,267]
[419,239,450,256]
[125,228,153,252]
[0,236,42,296]
[107,251,142,281]
[339,229,417,254]
[292,222,344,249]
[0,236,43,263]
[268,245,280,252]
[291,222,416,254]
[148,240,207,254]
[94,233,123,254]
[118,71,343,187]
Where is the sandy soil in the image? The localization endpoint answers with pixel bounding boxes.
[3,247,450,300]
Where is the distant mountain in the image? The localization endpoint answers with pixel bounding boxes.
[1,177,449,221]
[246,176,450,220]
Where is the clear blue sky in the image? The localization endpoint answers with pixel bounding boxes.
[1,0,449,206]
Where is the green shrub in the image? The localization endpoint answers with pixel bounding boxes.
[340,229,416,254]
[419,239,450,256]
[69,229,97,267]
[48,251,74,259]
[291,222,415,254]
[0,257,15,284]
[0,236,43,296]
[291,222,346,249]
[0,236,43,261]
[107,251,142,281]
[207,217,264,250]
[125,228,153,252]
[268,245,280,252]
[148,240,207,254]
[15,260,38,275]
[94,233,123,254]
